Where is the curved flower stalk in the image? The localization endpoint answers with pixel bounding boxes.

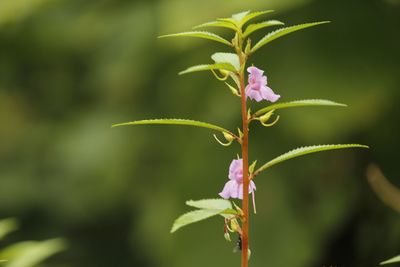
[113,9,369,267]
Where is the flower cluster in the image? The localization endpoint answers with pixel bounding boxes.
[219,66,279,201]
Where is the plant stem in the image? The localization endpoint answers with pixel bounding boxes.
[239,52,249,267]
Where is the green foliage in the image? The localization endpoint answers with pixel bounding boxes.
[179,63,237,75]
[0,219,18,241]
[171,199,237,233]
[0,218,66,267]
[381,255,400,265]
[112,118,234,136]
[253,99,347,117]
[250,22,330,53]
[193,21,236,31]
[240,10,275,26]
[231,10,251,22]
[0,239,66,267]
[217,10,275,30]
[186,199,232,210]
[243,20,285,38]
[170,210,222,233]
[211,53,240,71]
[255,144,369,175]
[158,31,232,46]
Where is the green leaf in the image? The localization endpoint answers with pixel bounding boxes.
[253,99,347,117]
[381,255,400,265]
[158,31,232,46]
[186,199,232,211]
[250,21,330,53]
[193,20,236,31]
[243,20,285,38]
[241,10,274,26]
[170,209,221,233]
[211,53,240,71]
[231,10,251,22]
[0,238,66,267]
[255,144,369,174]
[0,218,18,241]
[112,118,233,135]
[178,63,236,75]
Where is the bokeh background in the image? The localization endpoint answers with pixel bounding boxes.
[0,0,399,266]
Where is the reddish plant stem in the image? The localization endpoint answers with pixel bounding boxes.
[239,53,249,267]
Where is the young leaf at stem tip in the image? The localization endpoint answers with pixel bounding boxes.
[243,20,285,38]
[158,31,232,46]
[193,20,237,31]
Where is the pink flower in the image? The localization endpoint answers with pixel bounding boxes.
[219,159,256,200]
[245,66,280,102]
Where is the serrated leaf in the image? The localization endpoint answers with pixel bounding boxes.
[0,218,18,241]
[112,118,233,135]
[251,21,330,53]
[193,21,236,30]
[231,10,251,21]
[255,144,369,174]
[186,199,232,211]
[0,238,66,267]
[381,255,400,265]
[158,31,232,46]
[243,20,285,38]
[170,209,221,233]
[178,63,237,75]
[211,53,240,71]
[241,10,274,26]
[253,99,347,117]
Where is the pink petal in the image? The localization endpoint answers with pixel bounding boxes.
[237,180,257,200]
[219,180,241,199]
[247,66,264,77]
[246,86,264,102]
[260,86,280,103]
[228,159,243,180]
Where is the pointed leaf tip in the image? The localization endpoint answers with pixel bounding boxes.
[380,255,400,265]
[251,21,330,53]
[255,144,368,175]
[158,31,232,46]
[186,199,232,210]
[254,99,347,117]
[179,63,237,75]
[112,118,234,136]
[170,209,221,233]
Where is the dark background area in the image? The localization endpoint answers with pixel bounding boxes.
[0,0,399,266]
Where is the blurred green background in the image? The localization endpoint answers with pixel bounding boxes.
[0,0,399,266]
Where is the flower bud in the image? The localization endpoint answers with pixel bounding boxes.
[259,110,275,123]
[245,38,252,54]
[249,160,257,174]
[224,232,231,242]
[223,132,234,142]
[230,218,240,233]
[219,69,230,77]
